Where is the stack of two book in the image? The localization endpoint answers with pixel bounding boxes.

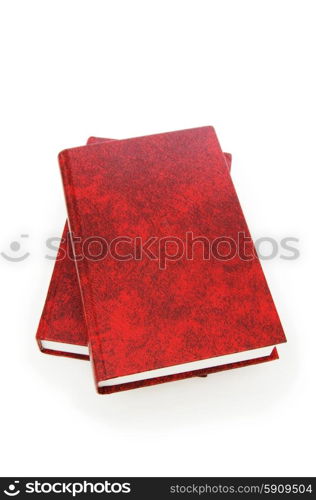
[36,127,286,394]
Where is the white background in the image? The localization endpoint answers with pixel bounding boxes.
[0,0,315,477]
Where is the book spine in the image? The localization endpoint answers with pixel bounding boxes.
[58,150,106,388]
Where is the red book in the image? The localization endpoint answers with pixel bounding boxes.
[57,127,286,394]
[36,136,232,361]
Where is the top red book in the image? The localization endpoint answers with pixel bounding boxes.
[59,127,286,394]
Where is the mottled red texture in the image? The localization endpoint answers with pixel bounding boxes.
[36,138,113,360]
[36,137,231,359]
[58,127,286,394]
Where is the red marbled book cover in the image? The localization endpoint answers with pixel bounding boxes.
[58,127,286,394]
[36,137,231,360]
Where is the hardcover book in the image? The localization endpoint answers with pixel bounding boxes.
[57,127,286,394]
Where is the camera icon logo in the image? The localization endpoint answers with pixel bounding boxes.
[3,481,20,496]
[1,234,30,262]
